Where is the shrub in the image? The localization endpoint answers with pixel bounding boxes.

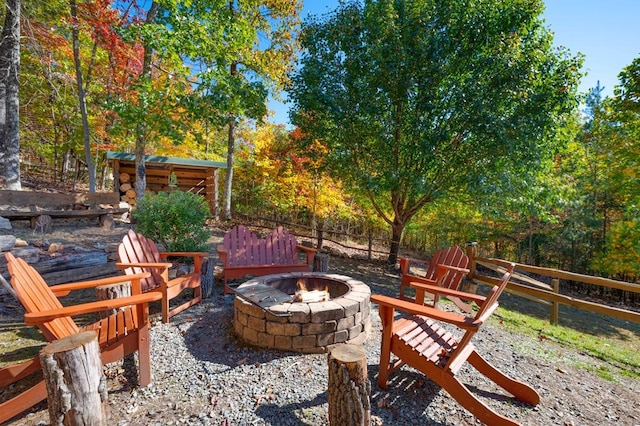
[134,190,211,252]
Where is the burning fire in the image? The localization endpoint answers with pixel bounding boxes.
[293,278,330,303]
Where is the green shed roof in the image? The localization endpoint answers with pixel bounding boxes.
[106,151,226,169]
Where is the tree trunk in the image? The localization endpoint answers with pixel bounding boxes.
[40,331,108,426]
[70,0,96,192]
[327,344,370,426]
[223,114,235,220]
[0,0,22,190]
[387,217,405,265]
[134,1,159,203]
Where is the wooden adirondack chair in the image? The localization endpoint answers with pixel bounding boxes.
[117,229,208,323]
[399,245,472,313]
[371,262,540,426]
[0,252,161,424]
[217,225,316,294]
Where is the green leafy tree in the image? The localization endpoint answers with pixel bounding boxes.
[590,58,640,279]
[116,0,300,210]
[164,0,302,220]
[290,0,583,263]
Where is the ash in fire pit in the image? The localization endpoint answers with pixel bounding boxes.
[234,273,371,353]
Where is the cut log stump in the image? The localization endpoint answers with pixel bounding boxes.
[313,253,329,273]
[327,344,371,426]
[39,331,108,426]
[95,281,131,318]
[200,257,215,299]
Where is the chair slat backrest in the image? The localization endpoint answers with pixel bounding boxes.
[5,252,80,341]
[118,229,163,291]
[222,225,298,266]
[473,263,515,321]
[426,246,469,289]
[268,227,296,265]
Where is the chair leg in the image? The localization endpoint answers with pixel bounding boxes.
[376,305,395,389]
[161,291,170,324]
[438,373,521,426]
[137,323,152,387]
[0,380,47,424]
[468,351,540,405]
[0,357,42,386]
[449,296,473,314]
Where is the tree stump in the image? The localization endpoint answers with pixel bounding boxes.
[95,281,131,319]
[32,214,52,233]
[98,213,114,230]
[313,253,329,273]
[200,257,215,299]
[327,344,371,426]
[39,331,108,426]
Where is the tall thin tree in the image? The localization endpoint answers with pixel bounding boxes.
[69,0,96,192]
[0,0,22,190]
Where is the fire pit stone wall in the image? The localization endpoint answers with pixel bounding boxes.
[233,273,371,353]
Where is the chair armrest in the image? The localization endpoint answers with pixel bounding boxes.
[408,281,486,305]
[436,264,470,275]
[398,256,425,275]
[24,292,163,325]
[50,272,151,297]
[370,294,480,330]
[159,252,208,259]
[116,262,173,270]
[216,245,228,264]
[298,245,316,255]
[298,245,316,265]
[159,252,209,274]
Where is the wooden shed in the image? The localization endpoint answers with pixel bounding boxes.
[106,151,226,215]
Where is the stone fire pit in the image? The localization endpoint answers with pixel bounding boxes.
[233,272,371,353]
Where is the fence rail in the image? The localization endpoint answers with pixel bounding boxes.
[466,244,640,325]
[228,215,640,326]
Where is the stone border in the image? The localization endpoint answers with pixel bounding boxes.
[233,272,371,353]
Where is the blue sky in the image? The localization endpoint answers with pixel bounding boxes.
[270,0,640,126]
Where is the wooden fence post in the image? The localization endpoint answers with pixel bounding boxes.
[466,241,478,278]
[550,278,560,325]
[327,344,370,426]
[39,331,107,426]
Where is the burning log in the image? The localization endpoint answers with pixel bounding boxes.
[294,289,329,303]
[294,278,329,302]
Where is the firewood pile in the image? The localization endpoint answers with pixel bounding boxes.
[118,173,136,205]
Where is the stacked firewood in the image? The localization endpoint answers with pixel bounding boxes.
[118,173,136,204]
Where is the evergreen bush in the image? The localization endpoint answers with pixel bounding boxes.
[134,190,211,252]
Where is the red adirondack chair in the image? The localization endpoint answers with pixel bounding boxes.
[371,262,540,426]
[217,225,316,294]
[399,245,472,312]
[117,229,208,323]
[0,252,160,424]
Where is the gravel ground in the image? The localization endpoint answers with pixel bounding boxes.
[3,223,640,426]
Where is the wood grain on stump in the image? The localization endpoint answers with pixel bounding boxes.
[95,281,131,318]
[200,257,215,299]
[327,344,371,426]
[313,253,329,273]
[39,331,108,426]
